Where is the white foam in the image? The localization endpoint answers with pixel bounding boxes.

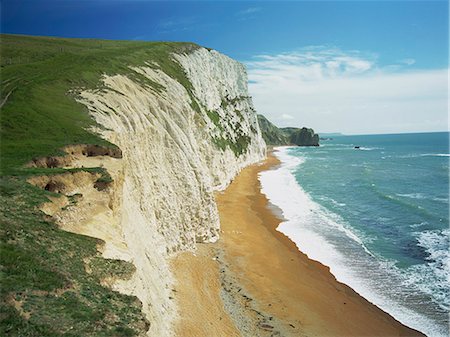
[259,147,448,337]
[396,193,449,204]
[358,146,382,151]
[396,153,450,159]
[433,197,449,203]
[261,148,367,249]
[409,221,429,229]
[318,195,346,207]
[396,193,427,200]
[412,229,450,310]
[420,153,450,157]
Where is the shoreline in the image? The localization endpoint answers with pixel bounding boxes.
[262,146,445,337]
[172,152,426,336]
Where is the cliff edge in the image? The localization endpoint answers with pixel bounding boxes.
[0,35,265,336]
[76,46,266,336]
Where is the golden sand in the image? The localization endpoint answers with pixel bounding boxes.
[173,152,425,336]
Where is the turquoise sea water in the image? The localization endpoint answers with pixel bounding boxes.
[261,132,449,337]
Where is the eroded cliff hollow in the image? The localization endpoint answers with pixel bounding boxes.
[73,47,266,335]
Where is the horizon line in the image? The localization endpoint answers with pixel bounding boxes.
[317,130,450,136]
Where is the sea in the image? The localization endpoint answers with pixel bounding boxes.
[259,132,449,337]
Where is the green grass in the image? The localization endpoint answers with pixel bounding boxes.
[206,109,224,131]
[0,177,148,336]
[0,34,204,336]
[0,34,254,335]
[206,96,252,156]
[88,257,136,281]
[1,34,200,176]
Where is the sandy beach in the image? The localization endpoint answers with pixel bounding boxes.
[172,152,425,337]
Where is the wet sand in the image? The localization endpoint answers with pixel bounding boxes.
[172,152,425,336]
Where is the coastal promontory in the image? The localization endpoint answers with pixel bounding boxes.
[257,114,320,146]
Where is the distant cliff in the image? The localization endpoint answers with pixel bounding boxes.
[257,114,319,146]
[283,127,320,146]
[257,114,288,145]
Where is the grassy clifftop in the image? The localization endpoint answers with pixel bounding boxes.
[0,34,201,336]
[1,34,200,176]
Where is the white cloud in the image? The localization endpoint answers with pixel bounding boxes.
[281,113,294,120]
[236,7,261,16]
[246,48,448,134]
[401,58,416,66]
[236,7,261,21]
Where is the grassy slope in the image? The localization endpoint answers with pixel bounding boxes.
[257,114,289,146]
[0,34,200,336]
[1,34,200,175]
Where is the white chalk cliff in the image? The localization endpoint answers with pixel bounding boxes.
[76,47,266,336]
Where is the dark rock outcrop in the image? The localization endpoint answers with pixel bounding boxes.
[257,114,319,146]
[288,127,319,146]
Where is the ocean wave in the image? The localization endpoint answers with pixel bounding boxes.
[318,195,347,207]
[321,144,375,151]
[320,143,348,148]
[267,148,370,251]
[395,153,450,159]
[396,193,427,200]
[396,193,449,204]
[420,153,450,157]
[372,189,440,221]
[416,229,449,267]
[409,221,429,229]
[260,147,449,337]
[406,229,450,311]
[358,146,383,151]
[433,197,449,203]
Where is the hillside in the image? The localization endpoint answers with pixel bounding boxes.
[283,127,320,146]
[257,114,319,146]
[0,34,265,336]
[257,114,289,145]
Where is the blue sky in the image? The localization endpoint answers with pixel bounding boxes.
[2,1,449,134]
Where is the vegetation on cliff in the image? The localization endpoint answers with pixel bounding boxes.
[1,34,201,176]
[1,33,264,336]
[257,114,319,146]
[1,180,150,337]
[0,34,235,336]
[283,127,320,146]
[257,114,289,145]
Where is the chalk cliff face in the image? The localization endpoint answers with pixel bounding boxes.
[76,47,266,336]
